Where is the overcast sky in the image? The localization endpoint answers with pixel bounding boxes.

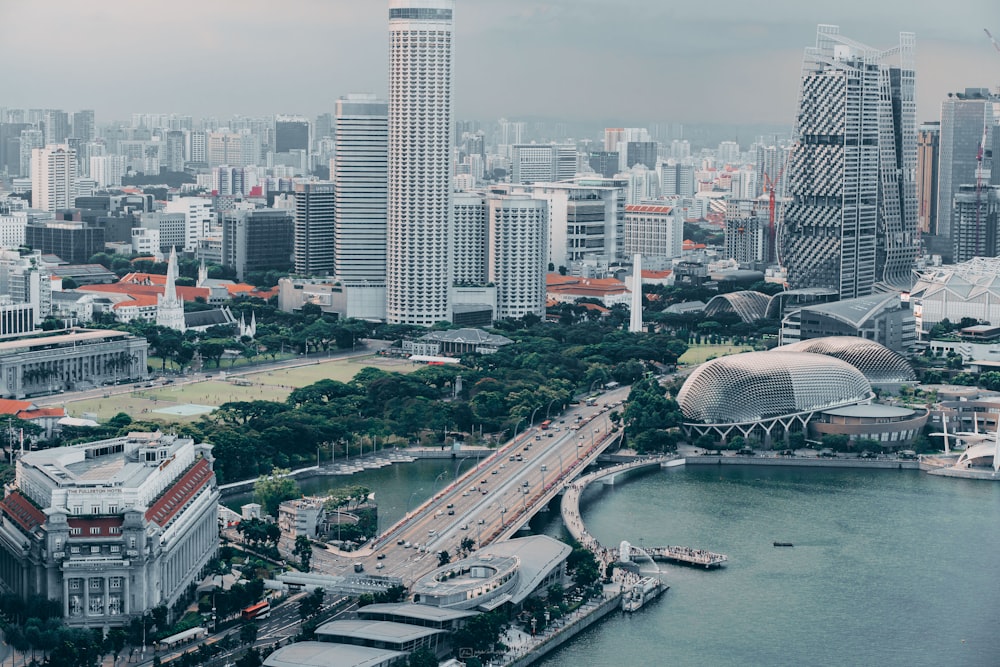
[1,0,997,128]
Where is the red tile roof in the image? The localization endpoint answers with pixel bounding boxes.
[145,458,214,528]
[1,491,46,533]
[641,269,673,279]
[0,399,34,415]
[17,408,66,420]
[121,272,166,285]
[625,204,673,214]
[112,295,159,310]
[79,283,210,303]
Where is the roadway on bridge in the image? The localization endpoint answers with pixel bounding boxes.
[310,385,632,585]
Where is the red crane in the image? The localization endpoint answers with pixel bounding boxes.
[760,147,793,264]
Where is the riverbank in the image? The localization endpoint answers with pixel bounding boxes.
[217,446,495,497]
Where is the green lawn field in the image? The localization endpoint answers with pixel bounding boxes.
[678,343,754,365]
[62,354,417,424]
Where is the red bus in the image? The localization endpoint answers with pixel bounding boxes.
[539,420,552,430]
[241,601,270,621]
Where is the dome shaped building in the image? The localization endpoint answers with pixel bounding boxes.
[775,336,916,386]
[678,350,874,446]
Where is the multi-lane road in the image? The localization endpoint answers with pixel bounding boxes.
[311,385,633,585]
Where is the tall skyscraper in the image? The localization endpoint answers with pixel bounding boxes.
[274,115,310,154]
[936,88,995,242]
[43,110,70,145]
[31,144,77,212]
[488,195,547,320]
[386,0,454,325]
[293,182,336,276]
[335,94,388,282]
[781,25,917,298]
[71,110,95,143]
[916,122,940,235]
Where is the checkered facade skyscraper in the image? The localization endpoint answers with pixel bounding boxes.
[781,25,918,298]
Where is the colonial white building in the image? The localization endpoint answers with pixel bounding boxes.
[0,329,148,399]
[0,432,218,627]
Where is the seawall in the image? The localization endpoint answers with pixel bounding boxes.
[506,594,623,667]
[684,455,921,470]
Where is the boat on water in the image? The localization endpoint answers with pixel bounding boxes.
[773,542,793,547]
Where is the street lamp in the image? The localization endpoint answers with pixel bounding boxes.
[434,470,448,493]
[406,488,425,515]
[512,417,526,442]
[545,397,560,420]
[529,405,542,428]
[453,456,471,482]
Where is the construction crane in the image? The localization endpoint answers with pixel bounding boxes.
[760,147,793,265]
[985,28,1000,53]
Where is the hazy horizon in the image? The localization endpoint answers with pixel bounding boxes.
[2,0,996,127]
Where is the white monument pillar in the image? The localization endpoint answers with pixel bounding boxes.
[629,253,643,333]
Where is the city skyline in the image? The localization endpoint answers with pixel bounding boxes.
[1,0,996,126]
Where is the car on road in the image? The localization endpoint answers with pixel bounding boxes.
[462,491,470,497]
[397,539,405,545]
[492,469,498,475]
[448,509,455,515]
[478,519,485,525]
[481,489,488,495]
[460,523,469,530]
[446,503,454,508]
[404,541,412,548]
[509,455,516,461]
[540,465,547,471]
[428,529,437,536]
[435,510,444,517]
[547,433,554,438]
[377,553,386,560]
[375,562,385,569]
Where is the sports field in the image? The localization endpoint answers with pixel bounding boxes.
[62,354,417,424]
[678,343,754,365]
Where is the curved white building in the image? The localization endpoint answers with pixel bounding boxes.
[386,0,455,325]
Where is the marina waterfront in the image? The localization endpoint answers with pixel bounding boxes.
[534,465,999,667]
[225,458,999,666]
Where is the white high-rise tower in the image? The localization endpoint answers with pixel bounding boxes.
[31,144,77,212]
[386,0,455,325]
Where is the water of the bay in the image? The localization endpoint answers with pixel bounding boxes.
[534,465,999,667]
[225,460,999,665]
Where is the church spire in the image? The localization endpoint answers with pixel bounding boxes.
[156,246,186,331]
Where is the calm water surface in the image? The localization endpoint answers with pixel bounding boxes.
[227,460,999,666]
[534,465,999,667]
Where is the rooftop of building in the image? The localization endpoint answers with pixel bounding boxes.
[315,619,444,644]
[0,329,133,353]
[262,642,405,667]
[21,431,196,491]
[416,328,513,346]
[545,274,629,295]
[794,292,903,328]
[476,535,572,605]
[625,204,673,214]
[356,603,477,624]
